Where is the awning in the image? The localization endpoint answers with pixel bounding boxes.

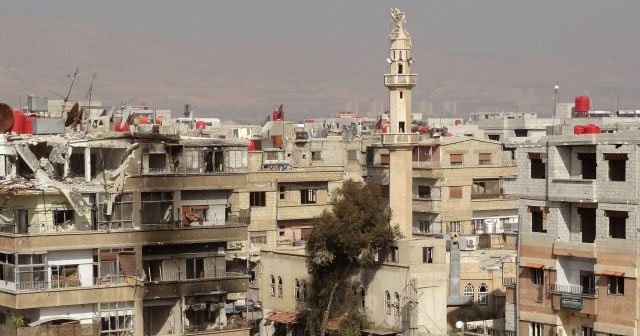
[265,311,305,325]
[118,252,137,277]
[524,263,544,269]
[28,317,80,327]
[601,270,625,277]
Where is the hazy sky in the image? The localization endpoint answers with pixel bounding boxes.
[2,1,640,122]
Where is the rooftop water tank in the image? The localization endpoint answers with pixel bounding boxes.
[574,125,585,135]
[11,110,24,134]
[575,96,590,116]
[584,124,601,134]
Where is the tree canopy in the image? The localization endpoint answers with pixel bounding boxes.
[305,180,401,336]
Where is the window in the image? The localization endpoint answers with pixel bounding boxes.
[359,287,366,308]
[384,291,391,315]
[514,129,528,137]
[417,186,431,199]
[580,272,595,295]
[399,91,403,99]
[531,268,544,286]
[398,63,403,74]
[464,284,474,304]
[578,153,596,179]
[277,276,283,298]
[579,208,596,243]
[301,281,307,301]
[478,283,489,306]
[606,211,627,239]
[51,264,80,288]
[582,327,594,336]
[99,302,134,336]
[605,153,627,181]
[418,220,432,234]
[300,189,317,204]
[529,322,543,336]
[399,121,405,132]
[53,210,74,226]
[531,209,546,233]
[270,275,276,296]
[393,292,400,316]
[422,247,433,263]
[141,192,174,225]
[311,151,322,161]
[251,235,267,245]
[449,186,462,199]
[347,150,358,161]
[185,258,205,279]
[295,279,301,301]
[148,153,167,171]
[16,253,46,290]
[97,193,133,230]
[279,186,286,200]
[387,246,398,263]
[250,192,266,207]
[529,153,546,179]
[185,149,201,174]
[608,276,624,295]
[380,154,390,165]
[447,221,462,233]
[450,154,463,166]
[488,134,500,141]
[478,153,492,165]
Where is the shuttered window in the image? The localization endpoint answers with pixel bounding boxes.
[449,186,462,199]
[450,154,463,166]
[479,153,491,165]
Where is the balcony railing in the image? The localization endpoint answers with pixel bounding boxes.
[551,283,597,296]
[384,74,417,86]
[16,275,125,291]
[146,271,244,282]
[412,161,441,169]
[471,193,508,200]
[382,133,420,146]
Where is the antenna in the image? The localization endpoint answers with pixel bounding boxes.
[551,81,559,135]
[60,66,89,115]
[86,72,97,123]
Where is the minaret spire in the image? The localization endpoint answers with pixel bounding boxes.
[383,8,418,239]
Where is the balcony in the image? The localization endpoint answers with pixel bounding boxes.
[381,133,420,147]
[384,74,417,87]
[553,240,596,259]
[550,283,597,296]
[549,179,596,202]
[16,275,126,292]
[276,204,330,220]
[550,283,597,315]
[144,273,249,299]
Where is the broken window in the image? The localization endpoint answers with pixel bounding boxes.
[99,302,134,336]
[605,153,627,181]
[141,192,174,226]
[488,134,500,141]
[16,253,46,290]
[277,276,283,298]
[380,154,390,165]
[144,260,162,281]
[182,205,209,226]
[186,258,205,279]
[472,179,501,199]
[51,264,80,288]
[386,246,398,263]
[578,153,596,179]
[447,221,462,233]
[531,268,543,285]
[478,153,492,165]
[528,153,546,179]
[608,276,624,295]
[226,149,247,172]
[580,271,596,295]
[250,192,266,207]
[514,129,528,137]
[53,210,74,226]
[148,153,167,172]
[185,149,201,174]
[311,151,322,161]
[300,189,317,204]
[279,186,286,200]
[417,186,431,199]
[450,154,463,166]
[606,210,627,239]
[422,247,433,263]
[97,193,134,230]
[478,283,489,306]
[15,209,28,234]
[531,208,546,233]
[578,208,596,243]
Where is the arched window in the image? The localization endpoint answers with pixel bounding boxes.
[301,281,308,301]
[277,276,283,298]
[478,283,489,306]
[464,283,474,304]
[359,287,366,309]
[384,291,391,315]
[270,276,276,297]
[294,279,301,301]
[398,63,403,74]
[393,292,400,316]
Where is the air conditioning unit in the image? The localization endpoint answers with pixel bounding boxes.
[459,236,478,251]
[227,241,243,250]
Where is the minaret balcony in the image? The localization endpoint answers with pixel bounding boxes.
[384,74,417,87]
[382,133,420,147]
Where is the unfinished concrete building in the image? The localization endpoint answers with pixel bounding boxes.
[0,129,252,336]
[507,129,640,336]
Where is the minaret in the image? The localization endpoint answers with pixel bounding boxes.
[384,8,417,239]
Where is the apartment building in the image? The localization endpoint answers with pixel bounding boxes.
[367,136,519,240]
[0,131,252,336]
[509,130,640,336]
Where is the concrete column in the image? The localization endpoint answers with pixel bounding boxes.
[134,243,144,336]
[63,146,73,178]
[84,147,91,182]
[389,148,413,239]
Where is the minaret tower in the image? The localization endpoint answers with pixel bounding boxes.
[384,8,418,239]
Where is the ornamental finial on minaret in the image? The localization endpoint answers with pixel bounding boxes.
[389,8,410,42]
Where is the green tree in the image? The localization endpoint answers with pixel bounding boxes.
[305,180,401,336]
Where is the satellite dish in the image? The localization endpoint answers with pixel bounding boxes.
[64,103,81,127]
[408,58,414,64]
[386,57,392,64]
[0,104,14,133]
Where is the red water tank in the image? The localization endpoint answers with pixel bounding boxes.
[11,111,25,134]
[248,140,256,151]
[575,96,591,113]
[24,115,36,134]
[138,115,149,124]
[454,119,462,126]
[115,122,130,132]
[573,125,585,135]
[154,116,163,125]
[418,126,429,134]
[382,126,389,133]
[195,121,206,129]
[584,123,600,134]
